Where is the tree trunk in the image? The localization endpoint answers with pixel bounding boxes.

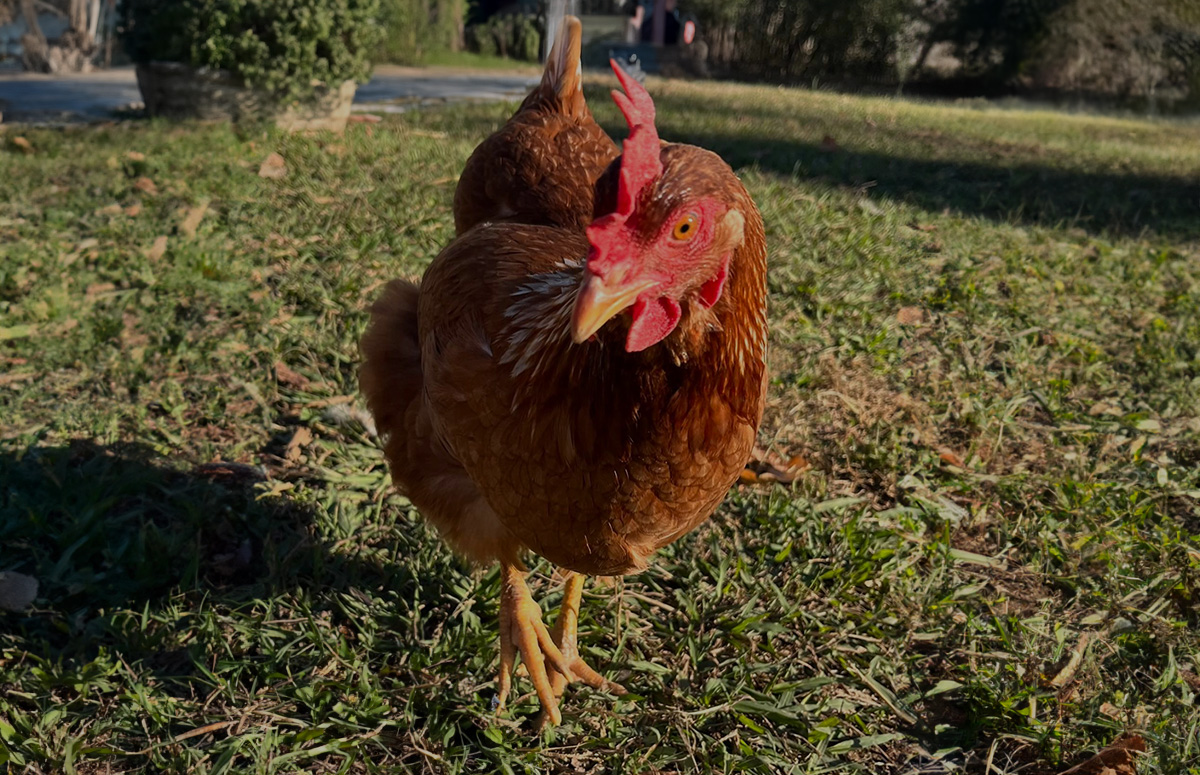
[18,0,50,72]
[19,0,98,73]
[544,0,565,61]
[87,0,101,41]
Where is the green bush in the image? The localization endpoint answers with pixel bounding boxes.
[464,13,541,62]
[118,0,382,102]
[688,0,910,83]
[375,0,464,64]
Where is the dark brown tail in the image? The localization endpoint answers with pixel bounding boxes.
[359,279,423,451]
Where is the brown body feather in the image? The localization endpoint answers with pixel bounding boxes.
[452,17,618,233]
[361,145,768,575]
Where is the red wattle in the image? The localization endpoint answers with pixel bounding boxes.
[626,296,681,352]
[698,255,731,308]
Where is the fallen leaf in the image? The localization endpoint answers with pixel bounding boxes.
[743,446,811,485]
[146,235,169,261]
[907,221,937,232]
[11,136,34,154]
[258,152,288,179]
[937,448,966,468]
[126,151,146,161]
[922,241,943,253]
[133,176,158,195]
[94,203,123,216]
[284,426,314,463]
[897,306,927,326]
[820,134,839,152]
[124,202,143,217]
[274,362,311,389]
[1056,733,1145,775]
[348,113,382,123]
[179,200,209,238]
[0,571,38,611]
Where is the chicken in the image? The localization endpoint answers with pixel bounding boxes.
[359,60,768,727]
[452,15,619,233]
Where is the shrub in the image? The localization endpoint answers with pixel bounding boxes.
[375,0,465,64]
[118,0,382,102]
[688,0,911,83]
[1023,0,1200,108]
[464,13,541,62]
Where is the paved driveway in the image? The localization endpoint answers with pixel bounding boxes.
[0,65,540,122]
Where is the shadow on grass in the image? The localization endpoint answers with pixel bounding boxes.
[0,439,447,682]
[595,116,1200,241]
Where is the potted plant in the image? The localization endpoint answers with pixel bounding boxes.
[118,0,381,132]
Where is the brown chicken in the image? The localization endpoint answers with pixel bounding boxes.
[452,16,619,234]
[359,60,768,726]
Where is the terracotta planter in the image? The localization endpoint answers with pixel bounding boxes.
[135,61,358,132]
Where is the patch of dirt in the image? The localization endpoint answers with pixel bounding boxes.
[763,353,937,504]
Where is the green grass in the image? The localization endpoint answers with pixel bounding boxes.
[415,50,541,72]
[2,76,1199,774]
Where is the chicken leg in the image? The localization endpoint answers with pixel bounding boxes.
[538,571,628,729]
[495,564,626,727]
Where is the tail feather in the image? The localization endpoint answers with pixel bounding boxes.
[540,14,584,107]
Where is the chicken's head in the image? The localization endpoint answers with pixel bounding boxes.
[571,61,748,353]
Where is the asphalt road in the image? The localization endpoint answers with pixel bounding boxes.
[0,65,540,123]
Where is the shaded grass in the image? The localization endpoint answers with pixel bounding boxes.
[1,77,1199,774]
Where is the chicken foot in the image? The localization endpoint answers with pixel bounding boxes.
[495,564,625,727]
[537,571,628,729]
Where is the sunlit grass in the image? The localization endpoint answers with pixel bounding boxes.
[1,78,1198,774]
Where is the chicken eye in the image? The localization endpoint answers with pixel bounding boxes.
[672,213,699,241]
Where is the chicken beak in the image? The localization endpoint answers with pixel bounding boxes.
[571,270,656,344]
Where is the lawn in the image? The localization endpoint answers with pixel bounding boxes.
[2,74,1199,774]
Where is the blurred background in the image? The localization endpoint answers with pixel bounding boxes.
[2,0,1198,115]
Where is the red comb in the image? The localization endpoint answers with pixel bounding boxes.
[609,59,662,215]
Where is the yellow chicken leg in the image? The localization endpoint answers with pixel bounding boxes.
[496,561,576,726]
[538,571,628,729]
[495,565,627,728]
